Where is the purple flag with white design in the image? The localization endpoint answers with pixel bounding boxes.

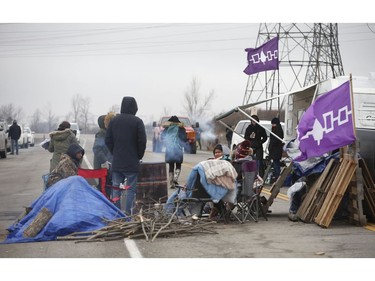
[294,80,356,162]
[243,36,279,75]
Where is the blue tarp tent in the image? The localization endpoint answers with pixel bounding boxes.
[3,175,126,244]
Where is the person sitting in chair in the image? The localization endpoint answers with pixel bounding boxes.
[46,143,85,188]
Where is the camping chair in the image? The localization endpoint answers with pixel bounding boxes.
[232,159,268,223]
[77,168,126,206]
[177,173,231,223]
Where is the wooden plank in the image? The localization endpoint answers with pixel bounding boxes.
[309,160,340,222]
[264,163,293,212]
[315,157,356,228]
[297,158,335,222]
[23,207,53,238]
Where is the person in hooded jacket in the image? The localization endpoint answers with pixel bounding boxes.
[93,112,115,194]
[48,121,78,172]
[244,115,268,178]
[268,117,284,182]
[46,143,85,188]
[105,97,147,215]
[161,116,187,189]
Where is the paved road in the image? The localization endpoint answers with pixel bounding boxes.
[1,134,375,263]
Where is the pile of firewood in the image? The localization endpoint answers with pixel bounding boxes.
[57,203,218,243]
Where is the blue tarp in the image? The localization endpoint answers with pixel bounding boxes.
[3,175,126,244]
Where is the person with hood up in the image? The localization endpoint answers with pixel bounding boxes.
[244,115,268,178]
[105,97,147,215]
[46,143,85,188]
[48,121,78,172]
[268,117,284,182]
[93,112,116,193]
[161,115,187,189]
[8,120,21,155]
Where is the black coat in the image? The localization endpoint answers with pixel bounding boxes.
[244,123,267,160]
[268,124,284,160]
[8,123,21,140]
[105,97,147,173]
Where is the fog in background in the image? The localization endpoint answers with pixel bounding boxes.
[1,5,374,130]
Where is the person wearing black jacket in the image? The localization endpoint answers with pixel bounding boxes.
[105,97,147,215]
[8,120,21,155]
[244,115,268,178]
[268,117,284,182]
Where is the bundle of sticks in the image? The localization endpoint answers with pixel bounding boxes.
[57,202,218,243]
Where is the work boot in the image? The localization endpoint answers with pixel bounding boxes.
[173,169,181,185]
[169,172,175,189]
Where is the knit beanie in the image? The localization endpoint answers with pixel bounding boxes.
[235,140,253,159]
[271,117,280,125]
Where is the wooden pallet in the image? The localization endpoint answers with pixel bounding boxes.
[296,158,337,222]
[314,156,357,228]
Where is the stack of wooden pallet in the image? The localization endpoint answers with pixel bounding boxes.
[297,152,375,228]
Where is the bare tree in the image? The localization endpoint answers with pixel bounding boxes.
[182,77,215,122]
[0,103,24,124]
[108,104,120,114]
[79,96,91,133]
[29,108,42,132]
[44,102,58,132]
[71,93,81,122]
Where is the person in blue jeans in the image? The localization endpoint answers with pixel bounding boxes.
[8,120,21,155]
[105,97,147,215]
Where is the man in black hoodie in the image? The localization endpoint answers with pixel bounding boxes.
[105,97,147,215]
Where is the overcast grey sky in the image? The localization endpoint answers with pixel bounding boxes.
[1,2,374,126]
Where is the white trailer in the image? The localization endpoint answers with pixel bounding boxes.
[284,73,375,180]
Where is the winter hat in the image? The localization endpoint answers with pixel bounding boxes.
[271,117,280,125]
[251,115,259,122]
[235,140,253,159]
[97,115,106,129]
[168,115,180,123]
[58,121,71,131]
[213,144,223,155]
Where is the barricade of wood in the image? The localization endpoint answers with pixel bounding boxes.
[314,155,357,227]
[296,150,375,228]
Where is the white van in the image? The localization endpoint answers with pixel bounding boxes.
[231,119,285,158]
[70,122,80,143]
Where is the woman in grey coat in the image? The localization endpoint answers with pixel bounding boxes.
[48,121,78,172]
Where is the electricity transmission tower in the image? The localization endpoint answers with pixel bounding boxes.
[243,23,345,111]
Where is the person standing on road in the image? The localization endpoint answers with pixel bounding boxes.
[226,127,233,149]
[244,115,268,179]
[46,143,85,188]
[93,112,116,194]
[48,121,78,172]
[105,97,147,215]
[161,115,187,189]
[8,120,21,155]
[268,117,284,183]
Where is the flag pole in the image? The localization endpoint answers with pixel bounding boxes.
[349,73,357,138]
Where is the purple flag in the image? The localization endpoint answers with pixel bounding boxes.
[294,80,356,162]
[243,36,279,75]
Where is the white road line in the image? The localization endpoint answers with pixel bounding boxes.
[81,138,93,169]
[124,239,144,258]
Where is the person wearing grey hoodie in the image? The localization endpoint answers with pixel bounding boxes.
[105,97,147,215]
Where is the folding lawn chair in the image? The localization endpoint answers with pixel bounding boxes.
[232,159,268,223]
[177,173,231,223]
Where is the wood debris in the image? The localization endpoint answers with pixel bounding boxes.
[56,202,218,243]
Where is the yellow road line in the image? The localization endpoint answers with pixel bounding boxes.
[365,223,375,232]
